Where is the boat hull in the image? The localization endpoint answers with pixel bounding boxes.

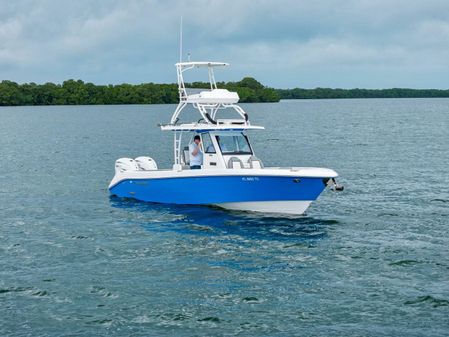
[213,200,312,215]
[109,174,328,215]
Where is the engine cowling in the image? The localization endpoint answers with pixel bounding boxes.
[135,156,158,171]
[115,158,139,174]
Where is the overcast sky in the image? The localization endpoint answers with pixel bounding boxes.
[1,0,449,88]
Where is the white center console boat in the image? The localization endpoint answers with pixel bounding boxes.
[109,61,342,215]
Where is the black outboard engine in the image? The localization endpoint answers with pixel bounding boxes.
[324,178,344,191]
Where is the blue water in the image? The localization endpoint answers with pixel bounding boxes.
[1,99,448,336]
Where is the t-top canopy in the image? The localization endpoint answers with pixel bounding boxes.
[171,60,251,127]
[160,123,264,132]
[175,61,229,68]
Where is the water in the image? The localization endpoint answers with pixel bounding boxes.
[1,99,448,336]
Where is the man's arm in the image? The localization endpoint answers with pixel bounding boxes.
[190,143,200,156]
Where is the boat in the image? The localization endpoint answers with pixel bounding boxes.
[108,61,342,215]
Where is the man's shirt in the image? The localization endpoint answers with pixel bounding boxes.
[189,142,203,166]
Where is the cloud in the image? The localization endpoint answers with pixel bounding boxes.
[0,0,448,88]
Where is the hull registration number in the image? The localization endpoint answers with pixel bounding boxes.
[242,177,260,181]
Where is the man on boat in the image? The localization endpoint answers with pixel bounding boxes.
[189,135,203,169]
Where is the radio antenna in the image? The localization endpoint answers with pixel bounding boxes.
[179,16,183,63]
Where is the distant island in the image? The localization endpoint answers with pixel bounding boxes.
[1,78,448,106]
[277,87,449,100]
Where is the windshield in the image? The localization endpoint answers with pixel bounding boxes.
[202,133,216,153]
[216,133,252,155]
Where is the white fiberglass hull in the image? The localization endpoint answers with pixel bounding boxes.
[213,200,312,215]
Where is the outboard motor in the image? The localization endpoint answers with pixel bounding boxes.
[135,156,158,171]
[325,178,345,192]
[115,158,139,174]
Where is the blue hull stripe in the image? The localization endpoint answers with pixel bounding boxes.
[109,175,326,204]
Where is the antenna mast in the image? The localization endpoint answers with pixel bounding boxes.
[179,16,183,63]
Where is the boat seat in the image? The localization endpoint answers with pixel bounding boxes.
[182,146,190,165]
[227,157,244,169]
[248,156,264,169]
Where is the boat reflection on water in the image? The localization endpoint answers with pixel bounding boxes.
[109,196,339,242]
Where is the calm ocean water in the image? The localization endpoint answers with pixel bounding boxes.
[1,98,448,336]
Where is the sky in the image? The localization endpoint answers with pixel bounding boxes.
[1,0,449,89]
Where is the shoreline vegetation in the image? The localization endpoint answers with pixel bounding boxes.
[1,78,448,106]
